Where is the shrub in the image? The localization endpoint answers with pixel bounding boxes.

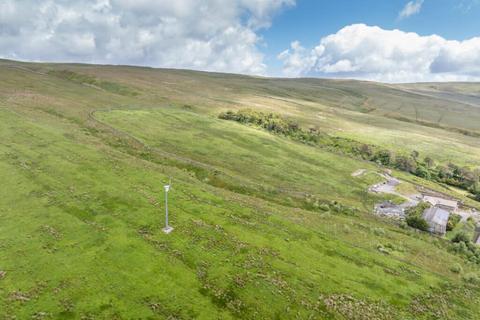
[405,202,430,232]
[415,165,431,179]
[384,242,404,252]
[374,150,394,166]
[452,241,469,255]
[342,225,351,234]
[373,228,386,236]
[452,231,470,244]
[360,144,374,159]
[319,203,330,212]
[463,273,480,285]
[474,192,480,202]
[450,263,463,274]
[376,244,390,255]
[447,214,462,231]
[406,215,429,232]
[424,156,434,168]
[395,156,417,173]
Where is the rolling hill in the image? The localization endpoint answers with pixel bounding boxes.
[1,59,480,319]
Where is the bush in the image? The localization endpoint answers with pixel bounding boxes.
[452,241,469,255]
[319,203,330,212]
[406,215,430,232]
[342,225,351,234]
[395,156,417,173]
[374,150,394,166]
[474,192,480,202]
[449,231,480,265]
[376,244,390,255]
[325,201,358,216]
[452,231,470,244]
[415,165,431,179]
[450,263,463,274]
[360,144,374,159]
[405,202,430,232]
[447,214,462,231]
[463,272,480,285]
[424,156,434,168]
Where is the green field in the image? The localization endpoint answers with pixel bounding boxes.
[1,59,480,319]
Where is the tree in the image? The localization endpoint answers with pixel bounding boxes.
[395,156,417,173]
[437,165,451,180]
[415,165,431,179]
[360,144,374,159]
[374,150,394,166]
[424,156,434,168]
[405,202,431,232]
[460,167,477,187]
[469,182,480,194]
[411,150,420,160]
[406,215,429,231]
[452,231,471,244]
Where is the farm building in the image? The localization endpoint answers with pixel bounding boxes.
[423,196,458,212]
[474,227,480,245]
[422,206,450,235]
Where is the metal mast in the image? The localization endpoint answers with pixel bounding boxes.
[162,183,173,234]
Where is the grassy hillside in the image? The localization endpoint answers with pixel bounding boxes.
[1,59,480,319]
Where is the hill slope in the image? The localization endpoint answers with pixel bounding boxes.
[1,59,480,319]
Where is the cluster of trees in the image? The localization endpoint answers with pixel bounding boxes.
[358,147,480,201]
[451,230,480,265]
[219,109,480,200]
[404,202,462,233]
[402,202,480,265]
[219,109,321,144]
[404,202,430,231]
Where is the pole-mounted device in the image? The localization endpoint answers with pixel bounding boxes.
[162,182,173,234]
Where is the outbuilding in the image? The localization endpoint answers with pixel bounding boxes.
[422,206,450,235]
[423,196,458,212]
[473,227,480,245]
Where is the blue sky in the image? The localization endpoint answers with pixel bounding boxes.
[261,0,480,76]
[1,0,479,82]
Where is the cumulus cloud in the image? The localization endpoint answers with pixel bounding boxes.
[278,24,480,82]
[398,0,424,19]
[277,41,317,76]
[0,0,294,74]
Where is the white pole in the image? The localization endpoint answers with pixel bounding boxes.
[162,184,173,234]
[165,187,169,227]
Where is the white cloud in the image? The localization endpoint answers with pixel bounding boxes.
[0,0,294,75]
[278,24,480,82]
[456,0,480,12]
[277,41,317,77]
[398,0,424,19]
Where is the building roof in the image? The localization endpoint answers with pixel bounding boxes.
[423,206,450,226]
[475,228,480,245]
[423,196,458,209]
[476,236,480,245]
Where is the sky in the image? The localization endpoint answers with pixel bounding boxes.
[0,0,479,82]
